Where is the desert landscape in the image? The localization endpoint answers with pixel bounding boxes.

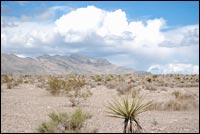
[1,74,199,133]
[1,1,199,133]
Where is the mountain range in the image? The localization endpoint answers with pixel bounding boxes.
[1,53,149,75]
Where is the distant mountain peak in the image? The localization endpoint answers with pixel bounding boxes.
[1,53,148,75]
[37,54,51,58]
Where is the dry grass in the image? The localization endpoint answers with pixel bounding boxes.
[149,91,198,111]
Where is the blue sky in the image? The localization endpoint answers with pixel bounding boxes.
[2,1,199,25]
[1,1,199,74]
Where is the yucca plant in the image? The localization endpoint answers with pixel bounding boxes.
[106,95,152,133]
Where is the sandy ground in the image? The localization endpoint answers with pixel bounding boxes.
[1,83,199,133]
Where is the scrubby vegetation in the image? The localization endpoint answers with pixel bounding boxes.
[47,77,64,96]
[1,74,199,110]
[1,74,24,89]
[149,91,198,111]
[1,74,199,133]
[2,74,198,110]
[37,108,92,133]
[46,76,92,106]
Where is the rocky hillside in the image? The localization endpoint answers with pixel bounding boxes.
[1,53,148,74]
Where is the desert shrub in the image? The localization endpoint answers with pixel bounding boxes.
[68,89,93,107]
[107,78,112,81]
[24,80,29,83]
[63,78,92,107]
[37,121,58,133]
[146,77,152,82]
[48,112,68,123]
[5,79,22,89]
[37,108,92,133]
[69,97,79,107]
[1,75,18,89]
[70,109,92,130]
[94,75,103,82]
[2,74,12,83]
[152,75,158,79]
[175,76,181,80]
[172,90,180,99]
[128,79,135,84]
[105,76,112,82]
[110,75,114,78]
[64,79,86,92]
[47,78,64,96]
[195,78,199,82]
[13,78,23,87]
[80,89,93,100]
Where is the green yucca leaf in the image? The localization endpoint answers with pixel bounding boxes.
[123,97,129,115]
[107,99,127,117]
[106,93,152,133]
[107,101,125,116]
[106,94,152,119]
[107,106,124,118]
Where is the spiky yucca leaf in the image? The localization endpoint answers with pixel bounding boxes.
[106,94,152,133]
[107,98,127,119]
[107,95,151,119]
[131,95,152,117]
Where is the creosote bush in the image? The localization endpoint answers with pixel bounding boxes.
[68,89,93,107]
[64,78,86,91]
[37,108,92,133]
[47,78,63,96]
[146,77,152,82]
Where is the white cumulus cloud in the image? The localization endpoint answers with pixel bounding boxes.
[55,5,166,46]
[148,64,199,74]
[1,5,199,73]
[159,25,199,47]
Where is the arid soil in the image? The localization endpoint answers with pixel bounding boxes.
[1,74,199,133]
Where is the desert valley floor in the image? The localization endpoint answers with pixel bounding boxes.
[1,74,199,133]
